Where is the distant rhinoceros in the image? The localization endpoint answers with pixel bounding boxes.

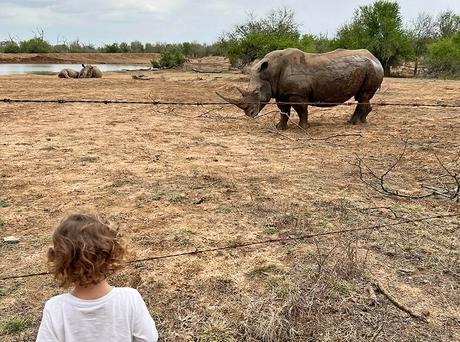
[58,68,79,78]
[217,48,384,129]
[79,64,103,78]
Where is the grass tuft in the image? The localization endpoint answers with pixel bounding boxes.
[1,317,30,336]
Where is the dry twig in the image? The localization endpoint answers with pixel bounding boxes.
[373,281,428,322]
[355,141,460,201]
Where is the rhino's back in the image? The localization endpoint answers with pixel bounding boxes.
[267,48,383,103]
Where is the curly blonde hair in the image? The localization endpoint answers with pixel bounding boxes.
[48,214,127,288]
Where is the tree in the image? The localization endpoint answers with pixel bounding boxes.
[130,41,145,52]
[0,41,20,53]
[409,13,437,76]
[335,0,412,76]
[436,10,460,39]
[151,47,186,69]
[427,31,460,77]
[119,42,130,53]
[101,43,121,53]
[19,37,52,53]
[221,7,309,66]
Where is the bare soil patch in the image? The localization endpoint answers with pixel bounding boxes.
[0,69,459,341]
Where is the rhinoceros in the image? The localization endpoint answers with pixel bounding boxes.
[79,64,103,78]
[217,48,384,129]
[58,68,79,78]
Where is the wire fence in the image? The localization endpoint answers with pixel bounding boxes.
[1,98,460,108]
[1,212,458,281]
[0,96,459,281]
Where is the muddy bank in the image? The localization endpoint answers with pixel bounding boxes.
[0,53,159,64]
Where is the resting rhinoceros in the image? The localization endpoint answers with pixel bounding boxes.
[79,64,103,78]
[58,69,79,78]
[217,48,384,129]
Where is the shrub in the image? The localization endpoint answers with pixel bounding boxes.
[130,41,145,52]
[19,38,52,53]
[427,31,460,77]
[335,0,412,76]
[151,47,186,68]
[222,7,306,66]
[101,43,121,53]
[0,41,20,53]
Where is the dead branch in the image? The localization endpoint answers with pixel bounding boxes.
[132,75,157,80]
[355,142,459,201]
[373,281,428,322]
[195,105,224,118]
[191,68,223,74]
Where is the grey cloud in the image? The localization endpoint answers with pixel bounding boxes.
[0,0,459,44]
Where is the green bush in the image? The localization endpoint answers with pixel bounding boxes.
[222,8,309,66]
[427,31,460,77]
[101,43,121,53]
[0,41,20,53]
[335,0,412,76]
[130,41,145,52]
[19,38,52,53]
[151,47,186,68]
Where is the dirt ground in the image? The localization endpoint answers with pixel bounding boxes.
[0,53,159,64]
[0,68,459,341]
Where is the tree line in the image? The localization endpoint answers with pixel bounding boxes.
[221,3,460,77]
[1,1,459,77]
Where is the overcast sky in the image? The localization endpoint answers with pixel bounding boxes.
[1,1,459,45]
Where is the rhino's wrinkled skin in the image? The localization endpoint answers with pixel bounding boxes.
[58,69,80,78]
[218,48,384,130]
[79,64,103,78]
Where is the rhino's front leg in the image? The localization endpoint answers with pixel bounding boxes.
[276,103,291,130]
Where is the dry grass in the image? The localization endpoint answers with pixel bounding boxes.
[0,69,459,341]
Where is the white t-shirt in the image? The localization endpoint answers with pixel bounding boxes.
[36,287,158,342]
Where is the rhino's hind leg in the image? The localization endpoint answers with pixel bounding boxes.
[350,92,374,124]
[359,103,372,123]
[292,101,308,129]
[349,103,372,124]
[276,103,291,130]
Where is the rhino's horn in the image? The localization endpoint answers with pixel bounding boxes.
[216,92,247,109]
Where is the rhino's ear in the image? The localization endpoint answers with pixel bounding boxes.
[259,61,268,72]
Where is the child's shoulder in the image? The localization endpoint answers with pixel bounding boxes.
[44,293,69,310]
[115,287,142,298]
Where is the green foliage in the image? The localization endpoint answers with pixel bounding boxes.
[1,317,30,335]
[119,42,130,53]
[427,31,460,77]
[0,41,20,53]
[130,40,145,52]
[151,47,186,68]
[144,42,156,52]
[335,0,412,75]
[222,7,315,66]
[19,38,52,53]
[0,198,9,208]
[102,43,121,53]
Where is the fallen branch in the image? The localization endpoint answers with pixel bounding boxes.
[355,141,460,201]
[195,105,224,118]
[191,68,223,74]
[132,75,157,80]
[373,281,428,322]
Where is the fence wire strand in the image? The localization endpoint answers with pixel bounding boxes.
[1,212,458,281]
[1,98,460,108]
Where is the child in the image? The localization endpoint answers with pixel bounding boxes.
[36,214,158,342]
